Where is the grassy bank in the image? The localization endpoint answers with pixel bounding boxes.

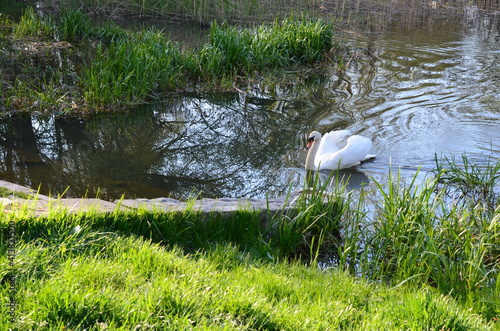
[1,155,499,328]
[0,8,341,112]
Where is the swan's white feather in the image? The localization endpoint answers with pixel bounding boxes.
[316,130,351,156]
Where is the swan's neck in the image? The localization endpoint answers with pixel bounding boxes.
[305,138,320,170]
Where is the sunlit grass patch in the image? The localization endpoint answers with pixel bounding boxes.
[1,227,493,329]
[194,18,335,78]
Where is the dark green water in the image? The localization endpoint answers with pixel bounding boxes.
[1,6,499,200]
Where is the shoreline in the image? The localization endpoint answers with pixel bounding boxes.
[0,179,301,216]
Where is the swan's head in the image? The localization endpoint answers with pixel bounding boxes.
[305,131,322,150]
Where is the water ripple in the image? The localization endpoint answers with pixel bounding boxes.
[335,17,500,175]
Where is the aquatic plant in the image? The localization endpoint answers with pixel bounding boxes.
[58,9,93,40]
[12,7,53,38]
[83,18,336,106]
[83,29,185,106]
[2,8,341,111]
[338,164,500,319]
[433,153,500,213]
[267,171,348,264]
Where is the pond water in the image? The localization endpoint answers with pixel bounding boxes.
[1,8,499,200]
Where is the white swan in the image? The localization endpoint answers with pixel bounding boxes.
[305,130,375,170]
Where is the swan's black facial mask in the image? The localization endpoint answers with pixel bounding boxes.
[305,136,315,150]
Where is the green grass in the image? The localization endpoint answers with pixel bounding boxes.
[1,155,499,328]
[0,187,31,199]
[0,217,494,330]
[338,161,500,320]
[83,29,185,106]
[434,153,500,213]
[11,7,53,38]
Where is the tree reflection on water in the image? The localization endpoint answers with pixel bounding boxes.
[0,87,338,200]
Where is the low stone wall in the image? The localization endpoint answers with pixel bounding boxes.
[0,180,302,217]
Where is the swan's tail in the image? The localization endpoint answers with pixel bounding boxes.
[362,154,377,162]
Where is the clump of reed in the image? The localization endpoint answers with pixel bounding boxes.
[83,18,336,106]
[83,30,185,105]
[433,153,500,213]
[338,158,500,320]
[58,8,93,40]
[11,7,53,38]
[265,172,349,264]
[195,19,334,77]
[58,9,128,42]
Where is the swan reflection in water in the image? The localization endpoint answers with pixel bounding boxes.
[305,168,371,191]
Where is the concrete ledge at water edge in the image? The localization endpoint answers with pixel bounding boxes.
[0,180,118,216]
[0,180,307,217]
[118,195,295,213]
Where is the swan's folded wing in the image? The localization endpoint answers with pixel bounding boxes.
[339,136,373,168]
[317,135,372,169]
[316,130,350,156]
[325,130,351,144]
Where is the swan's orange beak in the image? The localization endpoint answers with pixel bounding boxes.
[305,137,314,150]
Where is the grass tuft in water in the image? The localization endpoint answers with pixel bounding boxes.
[434,153,500,213]
[12,7,53,39]
[83,29,185,106]
[83,18,336,106]
[58,9,93,41]
[338,162,500,320]
[267,171,348,264]
[2,10,342,111]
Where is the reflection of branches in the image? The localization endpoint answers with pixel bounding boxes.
[0,73,351,199]
[192,100,232,139]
